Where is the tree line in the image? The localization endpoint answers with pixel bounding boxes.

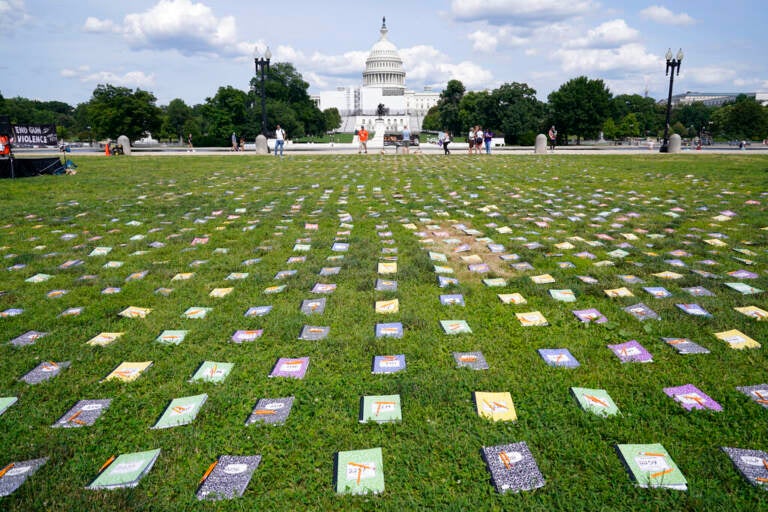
[1,64,766,146]
[422,77,768,144]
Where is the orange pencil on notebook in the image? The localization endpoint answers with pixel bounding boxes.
[499,451,513,470]
[199,460,218,484]
[650,468,674,479]
[584,394,609,407]
[347,462,373,485]
[98,455,116,473]
[0,462,14,478]
[66,409,83,424]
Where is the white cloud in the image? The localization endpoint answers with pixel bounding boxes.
[0,0,30,30]
[61,67,156,88]
[468,28,529,52]
[83,16,118,33]
[640,6,695,26]
[565,19,640,49]
[554,43,659,74]
[451,0,595,24]
[685,67,737,85]
[400,45,493,89]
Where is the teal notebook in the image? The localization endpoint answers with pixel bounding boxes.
[359,395,401,423]
[151,394,207,429]
[571,387,620,417]
[87,449,161,489]
[615,443,687,490]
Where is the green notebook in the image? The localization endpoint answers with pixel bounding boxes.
[616,443,687,490]
[335,448,384,495]
[152,394,207,429]
[359,395,401,423]
[189,362,233,383]
[0,397,18,416]
[571,387,620,417]
[87,449,161,490]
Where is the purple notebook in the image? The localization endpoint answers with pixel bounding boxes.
[572,308,607,324]
[607,340,652,363]
[663,384,722,411]
[538,348,580,368]
[269,357,309,379]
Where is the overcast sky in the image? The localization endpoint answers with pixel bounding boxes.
[1,0,766,107]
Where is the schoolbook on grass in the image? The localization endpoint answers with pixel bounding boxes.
[538,348,580,368]
[372,354,406,374]
[102,361,153,382]
[481,442,545,494]
[335,448,384,495]
[736,384,768,408]
[0,396,18,416]
[0,457,48,497]
[87,449,160,490]
[151,394,207,429]
[189,361,233,383]
[662,337,710,355]
[52,399,111,428]
[571,387,620,417]
[245,397,294,426]
[474,392,517,422]
[196,455,261,501]
[359,395,402,423]
[453,351,489,370]
[721,447,768,488]
[663,384,722,412]
[20,361,71,384]
[269,357,309,379]
[615,444,687,490]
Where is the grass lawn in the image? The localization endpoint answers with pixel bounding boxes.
[1,153,767,511]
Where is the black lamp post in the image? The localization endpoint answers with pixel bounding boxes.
[659,48,683,153]
[254,46,271,137]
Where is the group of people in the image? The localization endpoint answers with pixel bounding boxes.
[467,126,494,154]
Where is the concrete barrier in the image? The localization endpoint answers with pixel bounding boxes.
[535,134,547,154]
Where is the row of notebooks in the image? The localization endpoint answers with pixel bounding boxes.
[5,443,768,498]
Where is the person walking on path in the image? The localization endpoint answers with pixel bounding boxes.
[548,126,557,151]
[274,124,286,157]
[474,126,483,155]
[467,127,475,154]
[439,131,451,155]
[401,126,411,154]
[358,126,369,154]
[231,132,238,151]
[187,133,194,152]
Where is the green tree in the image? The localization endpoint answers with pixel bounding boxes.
[436,79,465,135]
[548,76,612,144]
[610,94,657,137]
[421,105,441,131]
[323,108,342,133]
[87,84,162,142]
[672,102,712,137]
[602,117,617,141]
[489,82,544,145]
[727,95,768,139]
[458,91,489,133]
[163,98,193,142]
[616,113,640,140]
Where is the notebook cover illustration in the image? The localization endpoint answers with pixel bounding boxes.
[615,444,687,490]
[52,399,111,428]
[624,303,659,321]
[182,307,212,319]
[335,447,384,495]
[319,267,341,276]
[714,329,761,350]
[662,337,710,355]
[725,282,762,295]
[196,455,261,501]
[359,395,402,423]
[372,354,406,374]
[375,299,399,314]
[530,274,556,284]
[378,262,397,274]
[663,384,722,411]
[549,289,576,302]
[0,457,49,497]
[231,329,263,343]
[721,447,768,488]
[498,293,526,305]
[440,294,465,306]
[375,279,398,292]
[474,392,517,422]
[644,287,672,299]
[676,303,712,317]
[683,286,714,297]
[0,397,18,416]
[263,285,287,294]
[245,305,272,317]
[299,325,329,341]
[604,287,634,298]
[301,298,326,315]
[483,278,507,287]
[103,361,153,382]
[437,276,459,287]
[155,330,188,346]
[736,384,768,408]
[734,306,768,320]
[375,323,403,338]
[481,442,545,493]
[189,361,234,383]
[9,330,49,347]
[87,449,160,490]
[517,311,549,326]
[453,351,489,370]
[538,348,580,368]
[572,308,607,323]
[570,387,619,417]
[245,397,294,425]
[152,394,208,429]
[607,340,653,363]
[441,320,472,334]
[209,288,233,298]
[20,361,70,384]
[311,283,336,294]
[269,357,309,379]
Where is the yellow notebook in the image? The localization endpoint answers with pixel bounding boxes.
[475,392,517,422]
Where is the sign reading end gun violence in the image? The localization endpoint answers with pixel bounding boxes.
[12,124,58,147]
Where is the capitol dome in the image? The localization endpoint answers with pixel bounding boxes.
[362,17,405,93]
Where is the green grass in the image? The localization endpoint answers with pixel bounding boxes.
[1,153,767,511]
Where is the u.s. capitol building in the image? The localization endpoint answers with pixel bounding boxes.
[313,18,439,133]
